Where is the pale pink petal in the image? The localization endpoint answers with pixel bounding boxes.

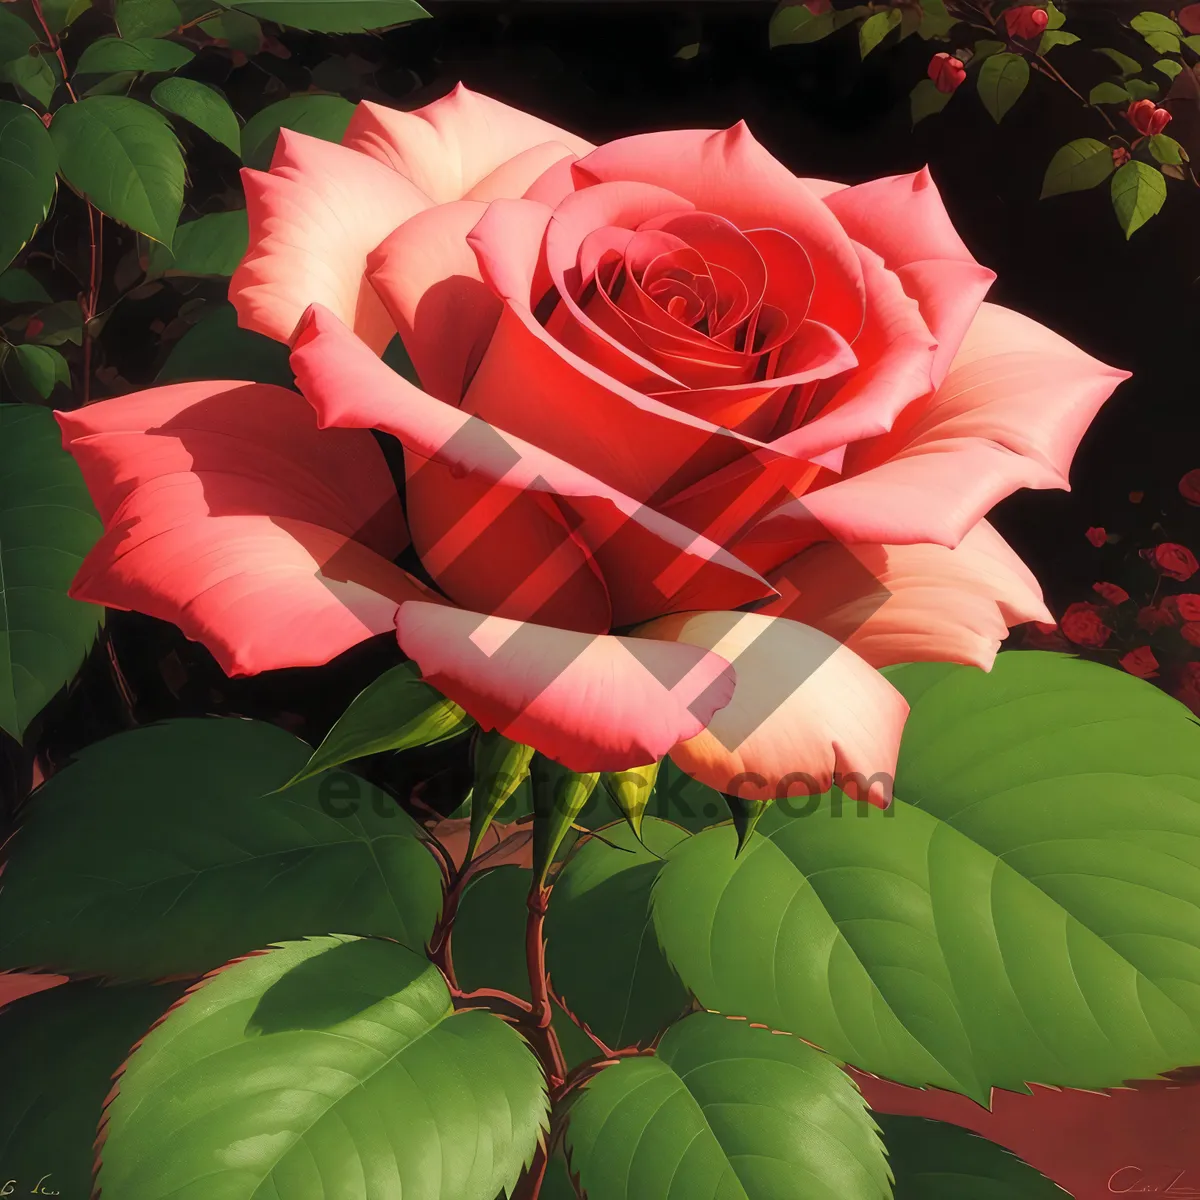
[230,132,429,352]
[763,518,1052,671]
[395,601,736,772]
[634,610,908,807]
[341,85,593,204]
[366,200,502,403]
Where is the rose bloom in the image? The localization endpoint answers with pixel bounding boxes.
[1092,581,1129,606]
[1127,99,1172,138]
[928,52,967,95]
[1145,542,1199,582]
[1181,469,1200,505]
[1003,5,1049,39]
[54,87,1125,800]
[1120,646,1159,679]
[1183,623,1200,648]
[1061,601,1113,648]
[1172,594,1200,621]
[1086,526,1108,547]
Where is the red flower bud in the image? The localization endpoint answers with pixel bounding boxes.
[1120,646,1160,679]
[1174,594,1200,622]
[928,51,967,94]
[1127,98,1172,137]
[1179,3,1200,35]
[1143,542,1199,582]
[1093,581,1130,606]
[1060,601,1113,648]
[23,316,44,339]
[1003,5,1049,38]
[1112,146,1131,167]
[1180,469,1200,505]
[1183,622,1200,647]
[1086,526,1108,547]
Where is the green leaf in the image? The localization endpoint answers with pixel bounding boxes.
[239,91,355,170]
[25,297,80,344]
[1040,136,1115,198]
[467,730,534,863]
[0,718,444,978]
[1125,77,1161,100]
[1044,0,1065,29]
[74,35,193,76]
[1149,132,1187,164]
[1112,158,1167,237]
[288,660,472,786]
[916,0,957,40]
[878,1115,1065,1197]
[976,51,1029,122]
[197,9,263,51]
[546,818,691,1049]
[769,3,836,44]
[49,96,183,245]
[859,7,901,57]
[0,266,51,302]
[1095,46,1143,76]
[96,935,547,1199]
[81,70,139,97]
[972,38,1006,59]
[1186,34,1200,53]
[1155,58,1184,78]
[532,756,599,888]
[145,207,247,276]
[226,0,429,33]
[115,0,183,38]
[0,51,58,108]
[0,8,38,69]
[1143,30,1181,53]
[601,759,659,838]
[1090,80,1133,104]
[157,301,293,385]
[1132,11,1182,36]
[0,100,57,274]
[1038,29,1079,52]
[562,1012,889,1200]
[12,342,68,397]
[37,0,91,32]
[0,981,189,1196]
[653,652,1200,1103]
[0,405,102,742]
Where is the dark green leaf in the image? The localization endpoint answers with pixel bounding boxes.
[0,51,58,108]
[562,1012,889,1200]
[546,818,691,1049]
[1112,158,1167,237]
[769,2,864,44]
[25,297,80,344]
[1149,133,1187,164]
[227,0,429,33]
[288,660,472,786]
[0,981,188,1196]
[12,342,68,397]
[81,71,139,97]
[115,0,183,38]
[50,96,183,245]
[878,1115,1066,1198]
[1095,46,1142,76]
[239,91,355,170]
[653,653,1200,1103]
[0,405,102,741]
[37,0,91,32]
[96,935,546,1199]
[0,8,38,69]
[972,38,1005,59]
[1090,80,1133,104]
[74,35,193,76]
[859,7,901,57]
[1041,137,1115,198]
[0,266,51,303]
[1038,29,1079,52]
[916,0,957,40]
[977,51,1029,121]
[0,718,444,978]
[0,100,56,273]
[145,208,247,276]
[1125,77,1161,100]
[197,9,263,51]
[157,301,293,385]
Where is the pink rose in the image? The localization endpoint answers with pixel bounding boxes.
[55,86,1124,798]
[1061,602,1113,648]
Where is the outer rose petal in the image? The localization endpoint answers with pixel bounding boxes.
[230,132,430,352]
[56,382,436,676]
[634,610,908,807]
[341,84,593,204]
[763,518,1052,670]
[395,601,736,772]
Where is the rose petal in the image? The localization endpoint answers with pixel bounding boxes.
[230,131,430,352]
[395,601,736,772]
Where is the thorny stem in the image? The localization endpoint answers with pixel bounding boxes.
[550,983,615,1058]
[526,884,567,1089]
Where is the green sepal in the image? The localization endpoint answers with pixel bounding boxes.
[532,756,599,887]
[600,760,661,840]
[724,793,770,855]
[467,731,535,864]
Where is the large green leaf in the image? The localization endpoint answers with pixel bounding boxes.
[1041,137,1115,198]
[151,76,240,152]
[157,301,293,385]
[0,717,443,979]
[223,0,428,33]
[0,100,57,274]
[877,1115,1065,1197]
[239,91,356,170]
[74,35,194,76]
[12,342,70,397]
[145,208,247,276]
[0,9,38,71]
[546,818,691,1049]
[115,0,184,39]
[1112,159,1167,238]
[0,51,60,108]
[96,935,547,1199]
[50,96,183,245]
[977,52,1030,122]
[0,981,188,1195]
[653,652,1200,1103]
[562,1012,889,1199]
[0,405,102,742]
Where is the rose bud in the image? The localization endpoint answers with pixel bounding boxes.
[1174,594,1200,621]
[1086,526,1108,547]
[928,51,967,94]
[1180,469,1200,505]
[24,316,44,339]
[1003,5,1049,38]
[1183,622,1200,647]
[1120,646,1160,679]
[1127,99,1172,137]
[1092,581,1130,606]
[1060,601,1113,648]
[1138,604,1177,632]
[1143,542,1199,581]
[1112,146,1132,167]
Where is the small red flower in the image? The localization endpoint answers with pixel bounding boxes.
[1120,646,1160,679]
[928,51,967,94]
[1181,469,1200,506]
[1061,601,1113,648]
[1144,542,1199,581]
[1112,146,1132,168]
[1176,661,1200,717]
[1173,594,1200,621]
[1138,604,1177,632]
[1183,622,1200,647]
[1002,5,1049,37]
[1093,581,1130,606]
[1086,526,1108,547]
[1179,3,1200,35]
[23,316,44,340]
[1127,99,1172,137]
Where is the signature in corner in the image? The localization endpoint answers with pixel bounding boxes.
[1109,1166,1200,1195]
[0,1177,60,1197]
